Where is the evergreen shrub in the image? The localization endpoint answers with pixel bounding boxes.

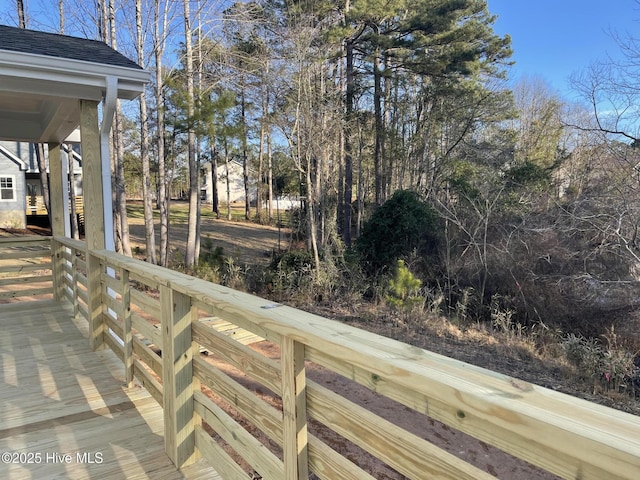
[355,189,441,276]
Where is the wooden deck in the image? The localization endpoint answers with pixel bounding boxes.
[1,237,638,479]
[0,300,220,480]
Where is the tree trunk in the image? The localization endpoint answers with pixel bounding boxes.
[383,53,393,201]
[257,60,270,222]
[210,146,219,218]
[17,0,25,28]
[267,131,273,221]
[343,39,354,247]
[356,125,364,238]
[113,103,132,256]
[109,0,131,256]
[373,46,384,206]
[136,0,156,264]
[306,155,320,274]
[58,0,64,33]
[224,140,231,220]
[241,88,250,220]
[257,115,265,222]
[183,0,199,267]
[154,0,169,267]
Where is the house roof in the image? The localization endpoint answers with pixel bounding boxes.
[0,141,82,173]
[0,142,28,171]
[0,24,148,143]
[0,25,142,71]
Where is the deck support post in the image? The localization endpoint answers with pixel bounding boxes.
[80,100,106,351]
[161,285,199,468]
[48,143,66,301]
[281,337,309,479]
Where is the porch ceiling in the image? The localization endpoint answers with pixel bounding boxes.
[0,24,148,143]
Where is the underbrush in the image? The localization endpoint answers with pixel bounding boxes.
[183,242,640,409]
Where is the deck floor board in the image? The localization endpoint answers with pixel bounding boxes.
[0,300,221,479]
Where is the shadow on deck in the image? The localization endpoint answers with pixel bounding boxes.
[0,300,219,479]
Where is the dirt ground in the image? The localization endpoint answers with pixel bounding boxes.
[127,211,289,264]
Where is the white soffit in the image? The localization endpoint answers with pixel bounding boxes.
[0,49,148,143]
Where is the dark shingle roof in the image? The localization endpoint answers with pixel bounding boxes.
[0,24,142,70]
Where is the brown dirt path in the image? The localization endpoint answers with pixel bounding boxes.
[127,211,289,264]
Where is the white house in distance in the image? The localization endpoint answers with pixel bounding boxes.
[200,159,300,211]
[201,159,257,205]
[0,140,82,228]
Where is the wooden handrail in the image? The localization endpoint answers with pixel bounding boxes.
[48,237,640,480]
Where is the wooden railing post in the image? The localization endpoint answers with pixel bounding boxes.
[87,250,104,350]
[281,337,309,479]
[51,238,65,301]
[121,268,133,387]
[71,248,79,317]
[161,284,199,468]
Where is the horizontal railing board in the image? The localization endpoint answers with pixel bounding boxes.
[103,291,124,322]
[102,273,121,295]
[194,390,284,479]
[104,329,124,358]
[193,356,283,445]
[194,425,247,480]
[104,310,124,341]
[76,271,88,290]
[77,301,88,322]
[192,320,281,396]
[307,379,494,480]
[133,335,162,378]
[197,316,264,346]
[308,435,376,480]
[133,358,163,406]
[76,282,88,304]
[75,256,87,273]
[130,288,161,320]
[130,271,160,291]
[62,261,73,277]
[306,345,438,419]
[63,285,73,304]
[52,236,85,251]
[61,248,73,262]
[194,300,274,344]
[132,313,161,347]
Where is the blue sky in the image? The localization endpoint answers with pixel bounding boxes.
[1,0,638,100]
[488,0,640,98]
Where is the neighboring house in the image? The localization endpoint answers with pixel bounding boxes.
[201,159,257,205]
[201,159,301,211]
[0,142,27,228]
[0,141,82,228]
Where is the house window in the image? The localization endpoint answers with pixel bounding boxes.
[0,176,15,201]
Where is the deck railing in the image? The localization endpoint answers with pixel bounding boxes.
[0,236,53,300]
[35,235,640,479]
